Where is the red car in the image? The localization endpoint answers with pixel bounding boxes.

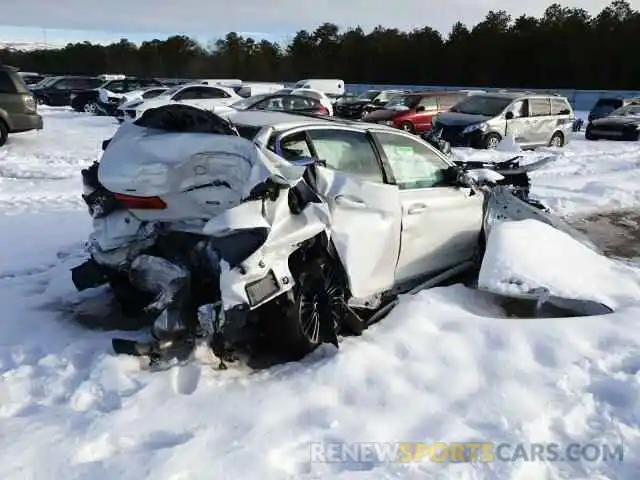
[363,91,467,134]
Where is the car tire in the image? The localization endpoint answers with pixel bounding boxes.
[84,102,98,114]
[400,121,415,133]
[484,133,502,149]
[585,129,597,141]
[548,131,564,147]
[277,255,346,361]
[0,120,8,147]
[71,99,86,112]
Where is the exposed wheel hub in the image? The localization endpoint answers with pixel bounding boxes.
[298,264,344,345]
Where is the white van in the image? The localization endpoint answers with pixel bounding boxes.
[236,82,285,98]
[292,79,345,97]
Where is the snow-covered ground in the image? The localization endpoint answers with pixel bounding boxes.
[1,108,640,479]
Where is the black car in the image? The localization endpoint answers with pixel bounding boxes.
[585,103,640,141]
[18,72,45,86]
[30,76,103,106]
[587,97,640,122]
[335,89,407,119]
[70,77,165,114]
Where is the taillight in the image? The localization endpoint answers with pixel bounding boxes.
[318,106,329,115]
[23,94,36,113]
[113,193,167,209]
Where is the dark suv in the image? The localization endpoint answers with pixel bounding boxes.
[30,75,103,106]
[0,65,43,147]
[588,97,640,122]
[70,77,165,114]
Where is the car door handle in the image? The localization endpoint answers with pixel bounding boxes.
[335,195,367,208]
[407,203,428,215]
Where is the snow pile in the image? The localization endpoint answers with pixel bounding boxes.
[0,107,118,214]
[1,212,639,479]
[495,134,521,152]
[479,219,640,308]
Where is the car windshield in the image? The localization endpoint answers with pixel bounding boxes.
[231,94,269,110]
[162,85,183,97]
[449,96,513,116]
[592,100,621,117]
[609,104,640,117]
[385,94,420,109]
[33,77,58,88]
[356,90,380,101]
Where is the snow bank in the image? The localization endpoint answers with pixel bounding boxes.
[479,219,640,308]
[0,107,118,215]
[495,134,522,153]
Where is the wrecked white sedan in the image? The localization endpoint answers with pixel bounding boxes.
[70,105,611,367]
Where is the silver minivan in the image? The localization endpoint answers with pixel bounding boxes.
[432,92,575,149]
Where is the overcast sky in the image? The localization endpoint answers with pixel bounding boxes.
[0,0,637,45]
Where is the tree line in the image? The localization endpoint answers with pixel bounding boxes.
[2,0,639,90]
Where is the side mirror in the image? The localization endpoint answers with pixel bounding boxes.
[462,168,505,186]
[505,111,514,120]
[290,156,318,167]
[416,105,426,112]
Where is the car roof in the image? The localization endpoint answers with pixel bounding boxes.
[473,91,568,101]
[229,110,399,132]
[178,82,232,90]
[229,110,337,128]
[402,90,464,97]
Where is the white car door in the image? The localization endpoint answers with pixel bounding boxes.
[275,128,402,299]
[373,131,484,284]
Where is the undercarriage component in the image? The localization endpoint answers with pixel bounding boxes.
[71,257,109,291]
[127,254,194,340]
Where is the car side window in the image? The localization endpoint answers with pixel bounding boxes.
[198,87,231,99]
[551,98,571,115]
[53,79,70,90]
[253,96,283,110]
[376,132,450,189]
[307,129,384,183]
[173,87,199,100]
[418,96,438,109]
[142,89,165,98]
[106,80,125,92]
[438,94,464,110]
[278,132,313,160]
[0,72,17,94]
[529,98,552,117]
[509,100,529,118]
